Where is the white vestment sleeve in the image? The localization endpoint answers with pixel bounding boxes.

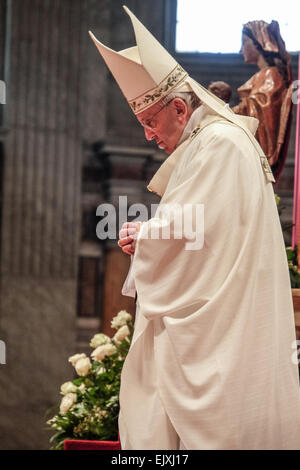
[121,255,136,298]
[118,121,300,450]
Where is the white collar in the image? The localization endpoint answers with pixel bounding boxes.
[176,104,216,146]
[147,105,216,197]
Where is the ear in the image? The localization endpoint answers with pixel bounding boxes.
[172,98,187,116]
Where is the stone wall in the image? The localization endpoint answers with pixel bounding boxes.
[0,0,110,450]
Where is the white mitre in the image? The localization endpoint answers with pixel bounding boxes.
[89,6,188,114]
[89,5,275,183]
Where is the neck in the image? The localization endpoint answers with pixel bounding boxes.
[257,54,269,70]
[175,105,207,148]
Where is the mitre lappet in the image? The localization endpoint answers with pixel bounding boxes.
[89,5,275,183]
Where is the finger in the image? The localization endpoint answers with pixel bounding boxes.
[128,239,136,254]
[125,245,135,255]
[119,229,127,239]
[118,236,133,247]
[131,229,141,240]
[122,245,133,255]
[119,227,137,239]
[121,221,142,230]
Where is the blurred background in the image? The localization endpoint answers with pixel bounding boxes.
[0,0,298,449]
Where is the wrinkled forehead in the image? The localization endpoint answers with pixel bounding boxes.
[136,100,164,122]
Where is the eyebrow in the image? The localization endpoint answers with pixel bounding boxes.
[139,113,153,123]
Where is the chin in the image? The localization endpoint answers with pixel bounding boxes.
[158,144,170,154]
[244,56,255,64]
[157,141,174,154]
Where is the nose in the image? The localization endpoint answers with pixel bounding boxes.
[144,127,155,141]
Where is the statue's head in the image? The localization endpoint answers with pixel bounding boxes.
[240,20,291,85]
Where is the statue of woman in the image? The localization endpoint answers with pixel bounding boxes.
[233,20,293,181]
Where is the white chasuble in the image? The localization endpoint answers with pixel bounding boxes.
[118,107,300,450]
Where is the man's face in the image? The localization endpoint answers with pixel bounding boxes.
[136,98,190,155]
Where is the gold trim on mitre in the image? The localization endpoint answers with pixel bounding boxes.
[129,64,188,114]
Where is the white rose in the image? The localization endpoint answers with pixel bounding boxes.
[90,333,111,349]
[91,343,117,361]
[111,310,132,329]
[78,383,86,393]
[59,392,77,414]
[113,325,130,343]
[68,353,86,367]
[60,381,77,395]
[75,357,92,377]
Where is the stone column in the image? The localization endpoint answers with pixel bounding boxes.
[0,0,109,450]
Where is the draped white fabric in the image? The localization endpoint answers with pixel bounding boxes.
[118,107,300,449]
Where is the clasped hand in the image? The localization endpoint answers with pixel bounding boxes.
[118,222,142,255]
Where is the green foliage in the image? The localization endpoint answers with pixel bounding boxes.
[275,193,300,288]
[46,311,133,450]
[286,246,300,288]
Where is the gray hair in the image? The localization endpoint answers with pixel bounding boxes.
[161,91,201,112]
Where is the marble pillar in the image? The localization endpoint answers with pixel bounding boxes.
[0,0,109,450]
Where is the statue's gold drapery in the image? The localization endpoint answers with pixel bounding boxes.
[233,20,293,181]
[234,66,293,180]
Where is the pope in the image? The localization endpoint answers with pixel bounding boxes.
[90,6,300,450]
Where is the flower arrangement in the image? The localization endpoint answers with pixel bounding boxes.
[47,310,133,450]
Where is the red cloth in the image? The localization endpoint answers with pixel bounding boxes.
[64,435,121,450]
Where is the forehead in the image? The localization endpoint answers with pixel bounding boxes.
[242,34,253,45]
[136,101,163,122]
